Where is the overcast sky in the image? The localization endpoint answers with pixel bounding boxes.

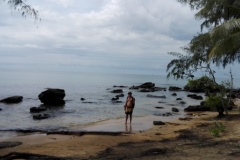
[0,0,239,77]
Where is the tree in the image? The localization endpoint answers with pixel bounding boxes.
[1,0,40,20]
[166,33,216,83]
[177,0,240,66]
[167,0,238,117]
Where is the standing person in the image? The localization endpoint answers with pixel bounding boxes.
[124,92,135,124]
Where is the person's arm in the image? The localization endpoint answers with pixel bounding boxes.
[124,97,128,110]
[132,97,135,108]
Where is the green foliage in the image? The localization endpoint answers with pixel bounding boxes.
[176,0,240,68]
[184,76,218,92]
[209,121,226,137]
[204,95,223,110]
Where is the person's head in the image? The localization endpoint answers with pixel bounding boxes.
[128,92,132,96]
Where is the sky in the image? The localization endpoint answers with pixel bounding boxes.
[0,0,239,77]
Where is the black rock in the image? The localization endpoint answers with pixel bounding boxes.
[155,107,164,109]
[112,97,119,101]
[0,108,2,111]
[153,121,166,125]
[130,82,155,90]
[147,94,166,98]
[38,89,65,105]
[172,93,177,96]
[116,94,124,98]
[139,82,155,88]
[33,114,50,120]
[111,89,123,93]
[169,86,182,91]
[113,85,127,88]
[0,96,23,104]
[187,94,203,100]
[184,105,210,112]
[112,101,122,103]
[179,101,186,104]
[81,98,85,101]
[176,98,182,100]
[172,107,179,112]
[30,106,47,113]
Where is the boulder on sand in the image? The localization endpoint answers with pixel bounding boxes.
[0,96,23,104]
[38,89,65,105]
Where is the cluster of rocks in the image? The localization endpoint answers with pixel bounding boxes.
[1,81,238,122]
[0,88,66,120]
[32,89,66,120]
[130,82,166,92]
[110,89,125,103]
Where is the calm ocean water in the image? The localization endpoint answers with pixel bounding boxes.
[0,70,239,132]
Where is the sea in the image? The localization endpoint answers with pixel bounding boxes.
[0,70,240,133]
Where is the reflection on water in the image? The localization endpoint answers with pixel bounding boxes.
[125,124,132,133]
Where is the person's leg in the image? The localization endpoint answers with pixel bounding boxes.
[125,114,128,124]
[130,114,132,123]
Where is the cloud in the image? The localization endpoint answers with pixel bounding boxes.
[0,0,205,75]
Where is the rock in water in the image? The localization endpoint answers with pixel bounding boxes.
[38,89,65,105]
[0,96,23,104]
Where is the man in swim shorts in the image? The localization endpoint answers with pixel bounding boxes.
[124,92,135,124]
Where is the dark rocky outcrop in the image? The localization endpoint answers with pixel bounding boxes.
[155,107,164,109]
[113,85,127,88]
[0,108,2,111]
[155,112,172,116]
[33,114,50,120]
[111,89,123,93]
[0,96,23,104]
[184,105,210,112]
[116,94,124,98]
[0,142,22,149]
[187,94,204,100]
[82,101,96,104]
[169,86,182,91]
[176,98,182,100]
[138,82,155,89]
[172,93,177,96]
[38,89,65,105]
[139,89,154,92]
[112,97,119,101]
[172,107,179,112]
[80,98,85,101]
[30,106,47,113]
[162,112,172,116]
[158,101,166,104]
[153,121,166,125]
[130,82,166,92]
[179,101,186,104]
[147,94,166,98]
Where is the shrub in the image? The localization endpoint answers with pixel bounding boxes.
[184,76,219,93]
[209,121,226,137]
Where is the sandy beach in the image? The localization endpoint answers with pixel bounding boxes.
[1,100,240,159]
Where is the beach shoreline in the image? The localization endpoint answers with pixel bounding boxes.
[0,100,240,159]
